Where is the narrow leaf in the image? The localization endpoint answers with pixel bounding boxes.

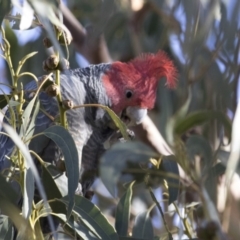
[0,199,33,238]
[0,0,11,25]
[43,125,79,218]
[19,94,38,138]
[3,124,56,236]
[0,95,11,109]
[104,106,129,140]
[132,207,154,240]
[175,110,232,139]
[24,99,40,141]
[100,141,158,197]
[8,100,20,107]
[41,164,63,200]
[16,51,38,74]
[53,213,100,240]
[59,195,119,240]
[80,104,129,140]
[166,87,192,145]
[22,167,35,218]
[159,157,179,204]
[0,174,19,205]
[115,181,134,236]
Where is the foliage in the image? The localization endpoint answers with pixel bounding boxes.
[0,0,239,240]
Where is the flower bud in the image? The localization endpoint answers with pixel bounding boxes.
[62,99,74,109]
[45,83,60,97]
[58,58,70,71]
[46,54,59,69]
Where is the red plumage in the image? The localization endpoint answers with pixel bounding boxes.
[102,51,177,113]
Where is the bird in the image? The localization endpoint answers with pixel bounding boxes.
[0,50,177,197]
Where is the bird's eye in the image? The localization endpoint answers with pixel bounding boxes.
[125,90,133,99]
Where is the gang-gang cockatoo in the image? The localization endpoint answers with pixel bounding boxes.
[0,51,177,196]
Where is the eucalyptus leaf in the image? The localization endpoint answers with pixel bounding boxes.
[19,94,39,138]
[3,124,56,235]
[0,0,11,25]
[24,99,40,141]
[53,213,97,240]
[43,125,79,218]
[4,25,19,71]
[22,167,34,218]
[166,87,192,145]
[82,104,129,140]
[0,199,33,238]
[0,95,11,109]
[175,110,232,140]
[159,157,179,204]
[16,51,38,75]
[41,163,62,200]
[186,135,212,174]
[132,206,154,240]
[59,195,119,240]
[100,141,158,197]
[104,106,129,140]
[115,181,134,236]
[0,174,19,206]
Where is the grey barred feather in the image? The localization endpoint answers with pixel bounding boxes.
[0,63,114,195]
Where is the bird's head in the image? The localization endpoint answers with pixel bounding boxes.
[102,51,177,126]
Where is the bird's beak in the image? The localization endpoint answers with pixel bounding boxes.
[122,106,147,126]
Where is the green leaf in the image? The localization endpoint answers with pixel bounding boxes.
[43,125,79,218]
[8,100,20,107]
[174,110,232,140]
[0,95,11,109]
[59,195,119,240]
[16,51,38,75]
[166,87,192,145]
[0,174,19,206]
[22,167,34,218]
[82,104,129,140]
[0,0,11,25]
[0,215,14,240]
[103,106,129,140]
[2,124,52,232]
[159,157,179,204]
[19,95,39,138]
[186,135,212,173]
[4,25,19,71]
[41,164,62,200]
[205,163,226,204]
[132,206,154,240]
[53,213,99,240]
[24,99,40,141]
[115,181,134,236]
[0,199,33,238]
[100,141,158,197]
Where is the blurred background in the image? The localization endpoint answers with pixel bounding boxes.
[1,0,240,239]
